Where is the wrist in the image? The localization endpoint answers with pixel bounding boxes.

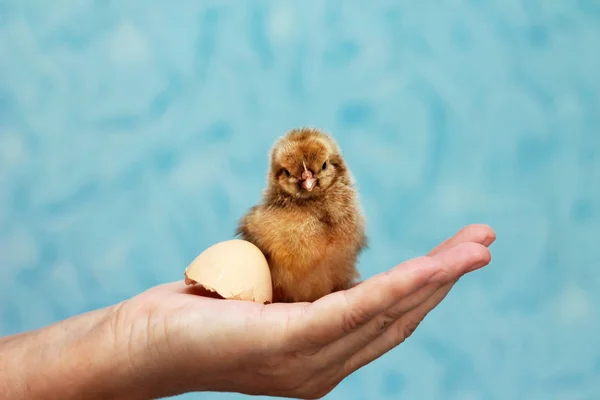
[0,303,138,400]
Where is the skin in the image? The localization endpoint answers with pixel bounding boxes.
[0,224,495,400]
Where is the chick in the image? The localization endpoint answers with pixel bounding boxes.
[236,128,367,303]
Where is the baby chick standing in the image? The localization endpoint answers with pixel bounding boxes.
[236,128,367,303]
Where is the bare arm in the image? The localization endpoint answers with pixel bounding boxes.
[0,304,135,400]
[0,224,495,400]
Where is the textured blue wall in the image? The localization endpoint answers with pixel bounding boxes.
[1,1,599,399]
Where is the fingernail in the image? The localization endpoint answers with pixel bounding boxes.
[482,235,496,247]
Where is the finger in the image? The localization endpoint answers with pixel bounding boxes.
[343,281,455,376]
[326,224,496,356]
[341,224,494,295]
[428,224,496,256]
[292,242,491,346]
[321,278,453,361]
[341,224,494,321]
[322,224,495,352]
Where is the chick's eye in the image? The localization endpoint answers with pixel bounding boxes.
[283,168,291,177]
[322,162,327,170]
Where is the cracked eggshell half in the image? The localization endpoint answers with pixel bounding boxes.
[184,239,272,304]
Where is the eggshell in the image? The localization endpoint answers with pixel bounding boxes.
[184,239,272,304]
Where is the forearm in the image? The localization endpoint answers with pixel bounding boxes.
[0,303,136,400]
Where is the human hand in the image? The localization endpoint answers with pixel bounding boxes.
[112,224,495,399]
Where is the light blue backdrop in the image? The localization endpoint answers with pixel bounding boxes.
[1,1,599,399]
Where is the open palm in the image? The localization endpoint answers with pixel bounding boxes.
[116,224,495,399]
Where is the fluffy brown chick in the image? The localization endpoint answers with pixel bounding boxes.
[236,127,367,303]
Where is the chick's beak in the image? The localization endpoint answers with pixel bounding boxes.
[301,170,317,191]
[302,177,316,191]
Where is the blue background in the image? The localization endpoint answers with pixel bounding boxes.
[1,1,599,399]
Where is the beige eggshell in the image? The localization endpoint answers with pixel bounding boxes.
[184,239,272,304]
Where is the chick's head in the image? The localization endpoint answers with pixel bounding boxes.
[268,128,347,199]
